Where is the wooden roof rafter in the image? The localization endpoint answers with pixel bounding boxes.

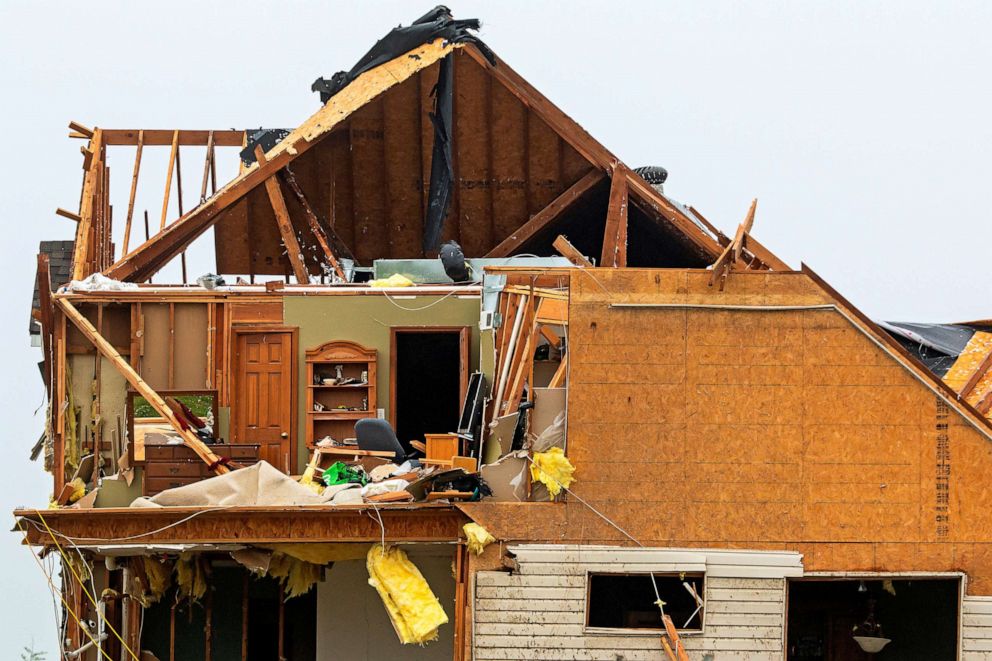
[103,39,460,283]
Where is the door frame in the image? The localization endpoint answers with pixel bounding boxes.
[389,326,470,431]
[231,325,299,473]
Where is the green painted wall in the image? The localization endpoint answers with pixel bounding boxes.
[284,294,483,468]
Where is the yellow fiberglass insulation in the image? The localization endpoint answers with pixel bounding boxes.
[366,544,448,645]
[267,553,321,599]
[530,447,575,498]
[175,554,208,602]
[139,557,172,607]
[463,523,495,555]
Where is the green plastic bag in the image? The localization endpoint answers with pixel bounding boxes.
[321,461,368,486]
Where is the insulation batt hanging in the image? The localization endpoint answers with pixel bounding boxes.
[366,544,449,644]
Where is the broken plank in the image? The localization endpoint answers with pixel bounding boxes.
[600,166,629,267]
[552,234,592,267]
[254,145,310,284]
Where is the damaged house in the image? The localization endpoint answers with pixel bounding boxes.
[16,7,992,660]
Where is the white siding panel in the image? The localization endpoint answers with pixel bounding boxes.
[963,596,992,657]
[474,545,797,660]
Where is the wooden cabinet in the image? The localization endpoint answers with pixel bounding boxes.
[305,341,377,448]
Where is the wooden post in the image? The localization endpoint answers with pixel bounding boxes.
[56,297,229,473]
[601,166,629,267]
[72,129,104,280]
[200,131,215,203]
[254,145,310,283]
[122,130,144,255]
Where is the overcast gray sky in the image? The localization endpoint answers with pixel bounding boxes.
[3,1,992,655]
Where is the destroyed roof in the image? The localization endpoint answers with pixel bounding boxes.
[881,319,992,418]
[29,240,73,336]
[88,7,787,284]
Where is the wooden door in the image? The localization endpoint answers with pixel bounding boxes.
[234,329,297,473]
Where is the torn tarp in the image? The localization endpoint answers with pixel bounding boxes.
[879,321,977,377]
[310,6,494,103]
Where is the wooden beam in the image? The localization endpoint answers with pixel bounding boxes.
[14,505,467,545]
[961,349,992,400]
[600,166,629,267]
[36,254,53,394]
[99,129,246,147]
[709,199,757,290]
[122,130,144,255]
[71,129,103,280]
[254,145,310,283]
[486,169,605,258]
[160,130,180,230]
[56,208,82,222]
[68,121,94,138]
[552,234,592,267]
[55,297,229,473]
[548,354,567,388]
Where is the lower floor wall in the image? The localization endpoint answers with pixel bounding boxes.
[473,545,800,661]
[471,545,984,661]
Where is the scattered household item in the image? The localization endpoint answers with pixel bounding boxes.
[355,418,408,463]
[321,461,368,487]
[439,240,470,282]
[195,273,225,289]
[366,544,449,645]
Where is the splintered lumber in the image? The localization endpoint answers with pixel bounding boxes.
[601,166,629,267]
[254,145,310,284]
[548,354,568,388]
[709,198,757,290]
[122,129,144,255]
[486,169,605,257]
[68,121,94,139]
[553,234,592,267]
[72,129,104,280]
[56,298,229,474]
[281,167,346,280]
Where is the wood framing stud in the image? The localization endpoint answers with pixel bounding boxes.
[56,208,82,222]
[55,297,229,473]
[68,121,94,139]
[255,145,311,283]
[709,198,757,290]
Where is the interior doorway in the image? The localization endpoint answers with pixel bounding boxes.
[390,327,468,451]
[787,577,960,660]
[232,327,298,473]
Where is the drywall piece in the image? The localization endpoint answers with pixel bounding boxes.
[480,451,549,502]
[484,412,518,465]
[94,475,142,507]
[531,387,565,436]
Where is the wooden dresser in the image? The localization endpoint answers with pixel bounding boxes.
[142,443,261,496]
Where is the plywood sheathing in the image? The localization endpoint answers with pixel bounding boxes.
[461,269,992,594]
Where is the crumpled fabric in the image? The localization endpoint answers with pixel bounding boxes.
[529,447,575,498]
[367,544,448,645]
[463,523,495,555]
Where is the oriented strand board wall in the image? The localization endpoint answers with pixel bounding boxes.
[474,544,800,660]
[462,270,992,594]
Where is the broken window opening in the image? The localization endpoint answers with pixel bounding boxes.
[586,572,704,632]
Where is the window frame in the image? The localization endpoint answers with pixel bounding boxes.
[583,570,706,636]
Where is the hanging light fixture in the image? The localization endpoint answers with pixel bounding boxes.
[853,596,892,654]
